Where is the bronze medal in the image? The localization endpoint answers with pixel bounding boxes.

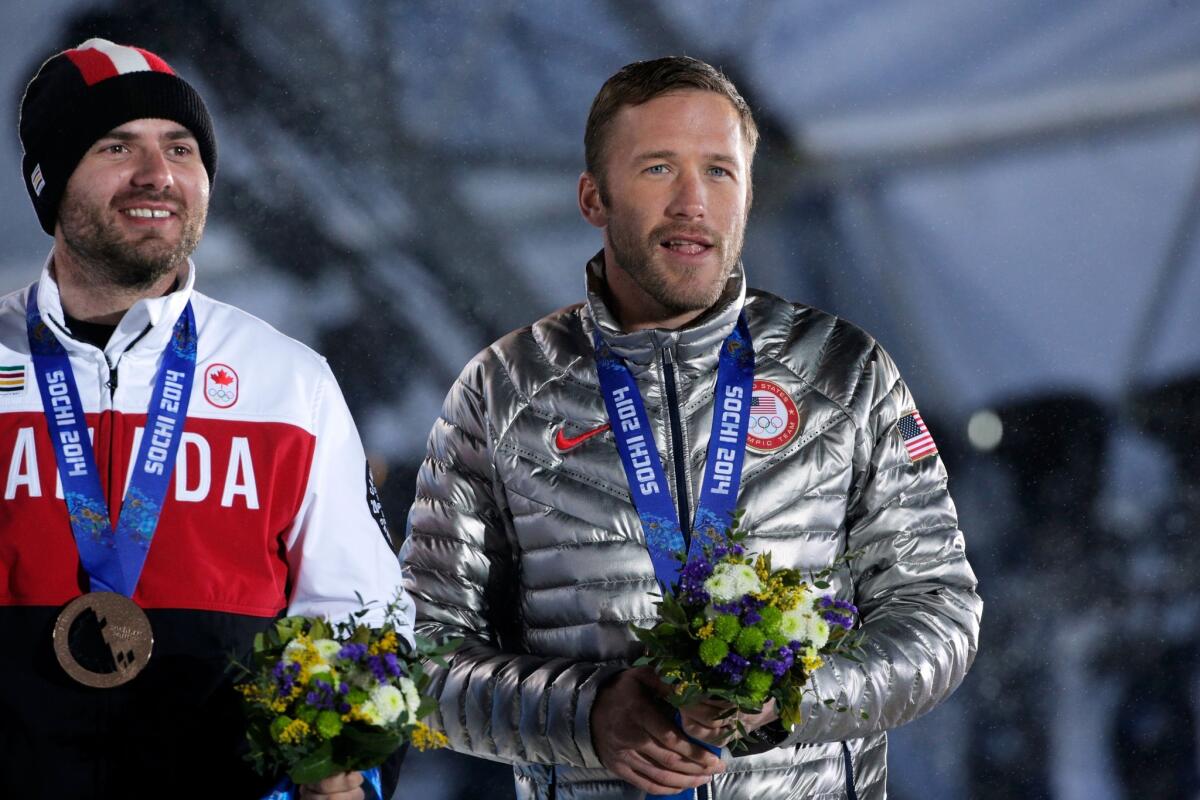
[52,592,153,688]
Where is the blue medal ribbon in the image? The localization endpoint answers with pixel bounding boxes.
[593,314,754,588]
[593,314,754,800]
[27,289,197,597]
[261,768,383,800]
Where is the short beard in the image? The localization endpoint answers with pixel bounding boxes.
[607,209,744,316]
[58,188,205,291]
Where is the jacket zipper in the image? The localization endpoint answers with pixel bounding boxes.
[104,356,119,509]
[660,346,691,543]
[662,347,717,800]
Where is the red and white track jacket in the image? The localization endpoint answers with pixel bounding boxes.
[0,254,409,797]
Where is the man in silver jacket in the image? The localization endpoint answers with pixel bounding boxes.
[401,56,981,799]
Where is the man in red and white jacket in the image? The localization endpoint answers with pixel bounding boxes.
[0,39,407,799]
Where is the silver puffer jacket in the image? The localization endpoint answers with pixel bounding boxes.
[402,257,981,799]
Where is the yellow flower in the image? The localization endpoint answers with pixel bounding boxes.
[278,718,311,744]
[801,652,824,673]
[755,577,806,611]
[369,631,398,656]
[411,722,449,751]
[345,703,375,724]
[696,620,715,640]
[238,683,294,713]
[754,554,770,584]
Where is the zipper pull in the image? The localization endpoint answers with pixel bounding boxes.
[107,361,118,393]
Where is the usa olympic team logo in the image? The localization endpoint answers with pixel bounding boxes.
[746,380,800,453]
[203,363,239,408]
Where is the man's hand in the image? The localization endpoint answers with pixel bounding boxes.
[299,771,364,800]
[678,698,779,746]
[591,667,726,794]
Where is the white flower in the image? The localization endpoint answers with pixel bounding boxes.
[313,639,341,662]
[398,677,421,717]
[368,684,406,725]
[780,608,830,650]
[358,699,383,726]
[704,563,762,602]
[282,637,338,670]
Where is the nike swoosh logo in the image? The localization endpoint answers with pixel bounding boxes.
[554,423,611,452]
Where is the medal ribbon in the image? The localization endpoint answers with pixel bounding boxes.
[27,289,197,597]
[594,315,754,800]
[262,768,382,800]
[593,314,754,590]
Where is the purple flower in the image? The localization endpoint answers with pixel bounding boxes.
[305,678,338,710]
[272,659,302,697]
[382,652,405,677]
[714,653,751,685]
[819,596,857,630]
[678,558,714,605]
[338,643,369,661]
[367,655,395,683]
[758,657,789,678]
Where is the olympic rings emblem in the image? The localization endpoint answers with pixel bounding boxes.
[750,415,785,434]
[203,363,239,408]
[746,379,800,453]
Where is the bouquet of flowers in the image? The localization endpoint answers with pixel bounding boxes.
[632,515,865,743]
[233,593,456,795]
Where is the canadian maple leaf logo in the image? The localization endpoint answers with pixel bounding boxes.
[210,369,234,386]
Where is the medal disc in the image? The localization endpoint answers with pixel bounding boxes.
[52,592,153,688]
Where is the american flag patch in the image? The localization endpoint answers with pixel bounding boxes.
[898,410,937,462]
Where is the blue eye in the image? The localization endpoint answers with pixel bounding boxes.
[709,167,729,177]
[646,164,669,174]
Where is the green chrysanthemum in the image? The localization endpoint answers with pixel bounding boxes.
[745,668,774,704]
[269,715,293,742]
[734,626,766,657]
[316,709,343,739]
[714,614,741,643]
[757,606,783,638]
[698,637,729,667]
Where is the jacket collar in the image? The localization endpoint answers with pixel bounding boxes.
[33,248,197,360]
[582,251,746,376]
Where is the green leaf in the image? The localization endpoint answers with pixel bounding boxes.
[288,741,336,785]
[336,724,404,768]
[310,618,332,641]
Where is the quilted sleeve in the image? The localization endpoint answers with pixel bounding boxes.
[787,344,982,745]
[400,350,621,767]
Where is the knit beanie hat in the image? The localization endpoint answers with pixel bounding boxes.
[18,38,217,235]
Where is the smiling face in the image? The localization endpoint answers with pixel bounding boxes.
[579,90,752,330]
[55,117,210,290]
